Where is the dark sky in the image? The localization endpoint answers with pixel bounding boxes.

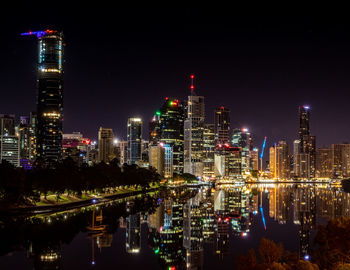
[1,6,350,149]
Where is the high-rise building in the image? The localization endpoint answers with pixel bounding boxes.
[251,148,259,171]
[214,145,242,179]
[148,142,173,178]
[62,132,92,166]
[118,140,128,165]
[214,106,230,145]
[149,98,184,173]
[231,128,252,175]
[331,144,350,178]
[203,123,215,179]
[316,148,332,178]
[184,75,205,177]
[269,141,290,179]
[297,105,316,178]
[127,118,142,165]
[293,139,300,175]
[18,112,37,168]
[0,114,19,167]
[98,127,114,163]
[298,105,310,143]
[295,153,310,179]
[22,30,64,165]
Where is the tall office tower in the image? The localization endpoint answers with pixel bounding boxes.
[149,144,165,175]
[0,114,19,167]
[231,128,253,175]
[118,140,128,165]
[298,105,310,143]
[184,75,205,177]
[18,112,37,168]
[251,148,259,171]
[293,139,300,175]
[149,112,161,145]
[98,127,114,163]
[149,142,173,178]
[316,148,332,178]
[214,145,242,179]
[331,144,350,178]
[150,98,185,173]
[22,30,64,165]
[297,105,316,178]
[203,123,215,179]
[0,114,15,136]
[269,141,290,179]
[295,153,310,179]
[127,117,142,165]
[214,106,230,145]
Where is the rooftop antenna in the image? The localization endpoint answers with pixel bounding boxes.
[190,74,195,95]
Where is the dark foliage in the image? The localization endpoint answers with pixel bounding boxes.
[0,158,161,206]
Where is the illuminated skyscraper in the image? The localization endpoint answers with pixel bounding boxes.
[297,105,316,178]
[316,148,332,178]
[98,128,114,163]
[331,144,350,178]
[231,128,252,175]
[18,113,37,168]
[298,105,310,142]
[127,118,142,165]
[22,30,64,165]
[0,114,19,167]
[184,75,205,177]
[150,98,184,173]
[269,141,290,179]
[203,123,215,179]
[214,106,230,145]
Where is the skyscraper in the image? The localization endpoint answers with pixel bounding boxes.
[22,30,64,165]
[98,127,114,163]
[214,106,230,145]
[316,148,332,178]
[297,105,316,178]
[18,112,37,168]
[203,123,215,179]
[331,144,350,178]
[150,98,185,173]
[127,117,142,165]
[298,105,310,143]
[269,141,290,179]
[184,75,205,177]
[231,128,253,175]
[0,114,19,167]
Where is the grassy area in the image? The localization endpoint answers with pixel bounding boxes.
[34,184,159,207]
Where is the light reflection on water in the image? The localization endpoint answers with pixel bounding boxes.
[0,184,348,270]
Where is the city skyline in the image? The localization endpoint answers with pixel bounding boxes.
[1,8,350,148]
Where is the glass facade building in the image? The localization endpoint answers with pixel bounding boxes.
[34,30,64,165]
[127,118,142,165]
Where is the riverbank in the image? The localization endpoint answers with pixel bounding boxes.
[0,185,160,216]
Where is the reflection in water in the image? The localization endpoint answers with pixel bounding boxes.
[1,185,350,269]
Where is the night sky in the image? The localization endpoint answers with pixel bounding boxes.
[1,6,350,149]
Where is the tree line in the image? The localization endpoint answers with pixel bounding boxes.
[236,216,350,269]
[0,158,161,207]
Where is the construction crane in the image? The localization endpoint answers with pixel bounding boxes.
[259,136,267,175]
[21,29,57,38]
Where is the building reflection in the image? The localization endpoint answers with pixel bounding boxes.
[8,185,350,270]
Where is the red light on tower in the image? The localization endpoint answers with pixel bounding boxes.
[190,85,194,90]
[190,74,195,79]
